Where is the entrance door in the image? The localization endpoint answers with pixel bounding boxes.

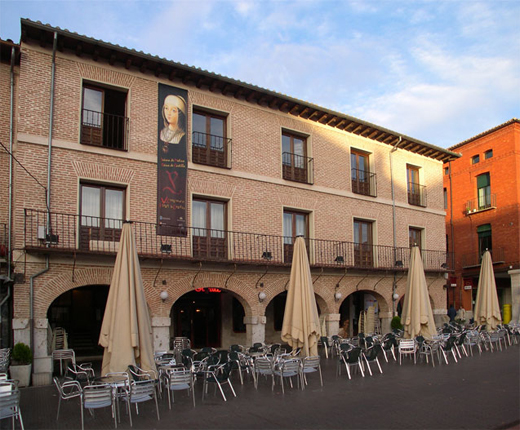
[173,290,221,348]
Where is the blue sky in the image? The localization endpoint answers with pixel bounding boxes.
[1,0,519,148]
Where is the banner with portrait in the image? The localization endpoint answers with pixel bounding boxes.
[157,84,188,236]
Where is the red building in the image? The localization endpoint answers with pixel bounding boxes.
[444,119,520,323]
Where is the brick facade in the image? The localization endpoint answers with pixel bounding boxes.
[444,119,520,321]
[0,23,455,384]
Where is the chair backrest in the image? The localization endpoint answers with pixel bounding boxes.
[365,344,382,360]
[399,339,416,350]
[0,385,21,416]
[83,384,113,408]
[280,359,300,374]
[167,367,192,387]
[130,379,156,398]
[255,357,273,373]
[345,347,363,363]
[52,348,76,364]
[302,356,320,370]
[320,336,329,347]
[229,344,242,352]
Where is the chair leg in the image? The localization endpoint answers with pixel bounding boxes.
[358,360,365,377]
[56,397,62,421]
[345,364,351,380]
[228,379,237,397]
[364,358,373,376]
[81,404,84,430]
[376,358,383,374]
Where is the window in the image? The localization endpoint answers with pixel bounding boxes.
[409,227,422,250]
[477,173,491,210]
[192,198,227,260]
[354,219,373,267]
[444,166,449,175]
[79,183,125,250]
[484,149,493,159]
[232,298,246,333]
[477,224,492,259]
[443,188,448,210]
[81,83,128,150]
[471,155,480,164]
[192,109,229,168]
[283,210,308,263]
[351,149,375,196]
[282,131,312,184]
[407,165,426,206]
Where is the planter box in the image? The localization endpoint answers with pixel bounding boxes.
[9,364,32,387]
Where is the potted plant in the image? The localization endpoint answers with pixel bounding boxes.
[391,316,403,332]
[9,342,32,387]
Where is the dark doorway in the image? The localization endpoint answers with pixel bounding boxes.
[172,290,222,348]
[47,285,109,357]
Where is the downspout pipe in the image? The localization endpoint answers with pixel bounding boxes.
[29,257,49,357]
[46,31,58,231]
[8,46,15,279]
[390,136,403,316]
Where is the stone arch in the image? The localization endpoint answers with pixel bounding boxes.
[35,267,113,319]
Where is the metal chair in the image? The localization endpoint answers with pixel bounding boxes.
[0,382,24,430]
[440,335,459,364]
[339,347,365,379]
[398,339,417,365]
[464,330,482,356]
[273,358,301,394]
[164,367,195,408]
[202,362,236,401]
[301,356,323,388]
[253,357,275,390]
[363,344,383,375]
[124,379,160,427]
[52,349,75,376]
[81,384,117,430]
[53,377,82,421]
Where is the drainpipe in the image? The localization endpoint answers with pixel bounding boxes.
[2,47,16,332]
[28,32,57,356]
[390,136,403,316]
[448,161,458,308]
[46,31,58,230]
[29,258,49,357]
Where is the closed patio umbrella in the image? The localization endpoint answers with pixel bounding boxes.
[474,250,502,331]
[99,222,155,375]
[281,236,321,357]
[401,246,436,340]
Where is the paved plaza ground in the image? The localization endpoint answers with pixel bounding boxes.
[8,343,520,430]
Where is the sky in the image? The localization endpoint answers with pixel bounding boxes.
[1,0,519,148]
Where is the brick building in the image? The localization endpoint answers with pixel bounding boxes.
[444,119,520,323]
[1,20,458,385]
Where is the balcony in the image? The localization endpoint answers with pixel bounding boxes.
[192,131,231,169]
[465,193,496,215]
[407,182,427,207]
[24,209,451,272]
[461,248,505,269]
[282,152,314,184]
[351,169,377,197]
[81,109,129,151]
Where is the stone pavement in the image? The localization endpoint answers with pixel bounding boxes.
[9,343,520,430]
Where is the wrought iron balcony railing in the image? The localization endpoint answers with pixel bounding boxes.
[465,193,496,215]
[24,209,451,271]
[192,131,231,168]
[81,109,129,151]
[351,169,377,197]
[407,182,427,207]
[461,247,505,269]
[282,152,314,184]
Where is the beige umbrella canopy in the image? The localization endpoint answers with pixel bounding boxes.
[401,246,436,340]
[474,250,502,331]
[99,222,155,375]
[281,236,321,357]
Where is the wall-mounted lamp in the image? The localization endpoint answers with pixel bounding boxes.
[334,291,342,302]
[440,263,448,269]
[161,244,172,254]
[392,292,399,301]
[262,251,272,260]
[258,291,267,302]
[160,290,169,302]
[334,256,344,264]
[395,260,403,268]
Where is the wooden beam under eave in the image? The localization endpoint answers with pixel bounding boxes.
[344,122,356,132]
[39,32,46,48]
[335,119,347,129]
[308,110,321,121]
[93,49,100,62]
[125,58,132,69]
[210,80,221,93]
[383,134,396,144]
[169,69,177,81]
[280,102,290,113]
[257,96,269,107]
[367,129,381,139]
[289,104,301,115]
[234,88,245,100]
[222,84,234,96]
[75,44,82,57]
[57,38,65,52]
[246,91,257,102]
[140,61,148,74]
[109,53,116,66]
[269,98,279,109]
[351,124,364,134]
[154,66,162,77]
[299,107,310,118]
[318,113,329,124]
[326,116,339,126]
